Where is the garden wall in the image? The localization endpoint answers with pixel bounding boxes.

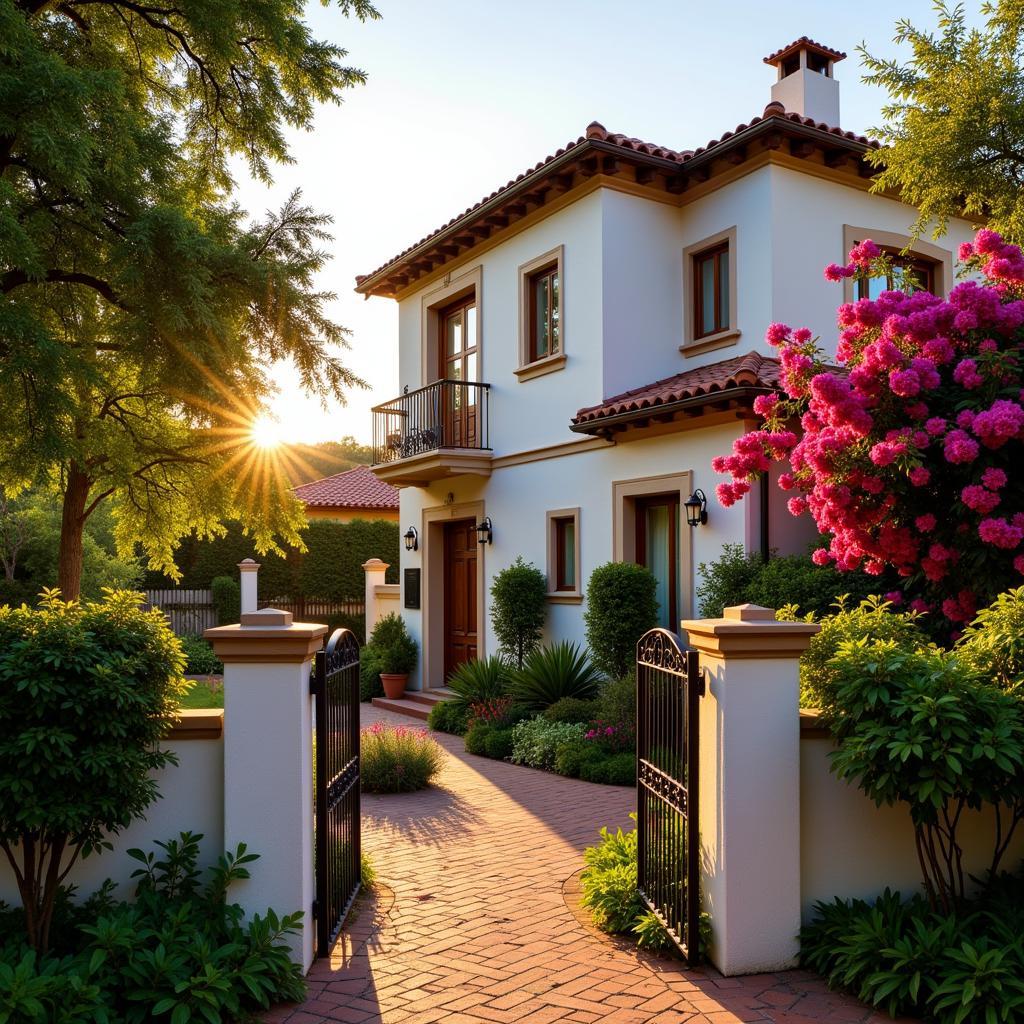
[0,711,225,906]
[799,712,1024,920]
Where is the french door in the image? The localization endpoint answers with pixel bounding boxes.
[635,494,680,629]
[439,295,479,448]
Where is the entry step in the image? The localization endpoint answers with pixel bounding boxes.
[370,688,453,722]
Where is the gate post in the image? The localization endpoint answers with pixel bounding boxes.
[362,558,390,642]
[679,604,819,976]
[205,608,327,971]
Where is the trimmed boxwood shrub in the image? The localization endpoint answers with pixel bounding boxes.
[579,752,635,787]
[210,575,240,625]
[489,557,547,668]
[584,562,658,678]
[553,738,604,777]
[543,697,599,724]
[427,700,470,735]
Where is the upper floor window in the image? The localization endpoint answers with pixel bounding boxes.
[693,241,730,339]
[529,263,560,362]
[516,245,566,381]
[856,248,936,300]
[440,294,478,383]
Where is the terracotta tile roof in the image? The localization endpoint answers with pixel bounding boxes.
[355,106,877,297]
[293,464,399,510]
[572,351,782,427]
[763,37,847,65]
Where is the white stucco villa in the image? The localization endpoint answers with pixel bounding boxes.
[356,37,977,692]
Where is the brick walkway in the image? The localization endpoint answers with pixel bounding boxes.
[268,706,887,1024]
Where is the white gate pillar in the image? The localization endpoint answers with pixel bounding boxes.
[362,558,389,642]
[238,558,260,615]
[679,604,819,976]
[205,608,327,970]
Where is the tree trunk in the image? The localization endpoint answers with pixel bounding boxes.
[57,464,90,600]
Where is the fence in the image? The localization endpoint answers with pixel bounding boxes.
[145,589,364,637]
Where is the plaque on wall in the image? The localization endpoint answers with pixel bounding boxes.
[404,568,421,609]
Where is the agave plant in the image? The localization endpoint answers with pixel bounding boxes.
[508,641,601,710]
[447,655,510,709]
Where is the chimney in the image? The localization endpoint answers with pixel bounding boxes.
[763,37,845,126]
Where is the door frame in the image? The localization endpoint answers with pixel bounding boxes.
[442,516,480,681]
[612,471,694,625]
[421,499,487,690]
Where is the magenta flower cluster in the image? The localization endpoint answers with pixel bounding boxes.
[714,229,1024,621]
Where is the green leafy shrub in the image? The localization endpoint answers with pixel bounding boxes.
[697,544,879,618]
[359,645,385,702]
[0,591,186,951]
[788,596,928,709]
[447,656,509,708]
[360,722,444,793]
[595,673,637,733]
[584,562,658,678]
[801,881,1024,1024]
[489,557,547,668]
[179,634,223,674]
[823,637,1024,910]
[510,718,585,771]
[210,574,241,625]
[508,641,601,710]
[0,832,305,1022]
[553,738,604,777]
[463,722,516,761]
[579,753,635,786]
[427,700,470,735]
[957,586,1024,692]
[359,614,417,699]
[543,697,599,724]
[464,722,492,757]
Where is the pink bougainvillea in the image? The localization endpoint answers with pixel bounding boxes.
[715,230,1024,621]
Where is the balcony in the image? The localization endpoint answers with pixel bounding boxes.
[371,379,492,486]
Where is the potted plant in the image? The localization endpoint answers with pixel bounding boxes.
[375,615,418,699]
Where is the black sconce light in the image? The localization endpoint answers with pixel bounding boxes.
[684,489,708,527]
[403,526,418,552]
[475,516,493,545]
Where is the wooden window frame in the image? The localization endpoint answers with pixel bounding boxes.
[681,227,740,357]
[634,493,680,629]
[528,262,559,364]
[545,507,581,602]
[693,243,729,340]
[855,247,936,300]
[841,225,953,304]
[516,245,566,382]
[419,265,483,388]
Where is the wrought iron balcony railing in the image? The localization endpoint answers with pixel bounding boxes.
[372,379,491,466]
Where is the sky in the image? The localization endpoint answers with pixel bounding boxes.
[234,0,970,445]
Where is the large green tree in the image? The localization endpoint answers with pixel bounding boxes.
[1,0,376,597]
[861,0,1024,242]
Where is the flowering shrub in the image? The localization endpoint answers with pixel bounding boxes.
[715,230,1024,625]
[468,696,515,728]
[360,722,445,793]
[584,719,636,754]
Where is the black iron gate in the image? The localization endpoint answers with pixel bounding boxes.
[636,628,703,965]
[310,627,361,958]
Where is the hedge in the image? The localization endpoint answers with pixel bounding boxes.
[144,519,399,599]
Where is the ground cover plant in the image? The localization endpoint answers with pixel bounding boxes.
[715,228,1024,631]
[360,722,444,793]
[0,832,305,1023]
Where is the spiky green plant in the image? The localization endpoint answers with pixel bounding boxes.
[508,641,601,711]
[446,656,510,709]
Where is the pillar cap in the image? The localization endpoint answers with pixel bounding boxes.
[204,619,327,664]
[680,604,820,659]
[362,558,390,571]
[240,607,292,626]
[237,558,261,572]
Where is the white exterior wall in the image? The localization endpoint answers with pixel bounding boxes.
[0,733,224,905]
[800,732,1024,919]
[768,165,979,359]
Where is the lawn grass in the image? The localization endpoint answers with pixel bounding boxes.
[180,676,224,709]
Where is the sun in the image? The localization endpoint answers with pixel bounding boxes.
[249,414,285,449]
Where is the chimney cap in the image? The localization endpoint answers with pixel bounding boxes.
[763,37,847,67]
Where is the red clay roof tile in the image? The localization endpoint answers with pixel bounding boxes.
[572,351,782,426]
[293,464,399,510]
[763,37,847,65]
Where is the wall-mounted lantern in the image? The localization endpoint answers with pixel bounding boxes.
[684,489,708,528]
[476,516,494,545]
[403,526,419,552]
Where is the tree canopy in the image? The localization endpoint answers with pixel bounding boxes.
[861,0,1024,242]
[1,0,377,596]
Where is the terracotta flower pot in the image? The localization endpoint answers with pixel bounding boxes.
[380,673,408,700]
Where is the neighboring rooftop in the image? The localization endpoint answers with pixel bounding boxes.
[293,464,399,510]
[571,352,782,437]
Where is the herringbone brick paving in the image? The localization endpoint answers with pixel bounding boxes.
[268,706,894,1024]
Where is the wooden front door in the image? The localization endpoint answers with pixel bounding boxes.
[439,295,479,448]
[443,519,478,681]
[635,494,680,630]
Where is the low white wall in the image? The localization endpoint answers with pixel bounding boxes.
[800,723,1024,919]
[0,714,224,906]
